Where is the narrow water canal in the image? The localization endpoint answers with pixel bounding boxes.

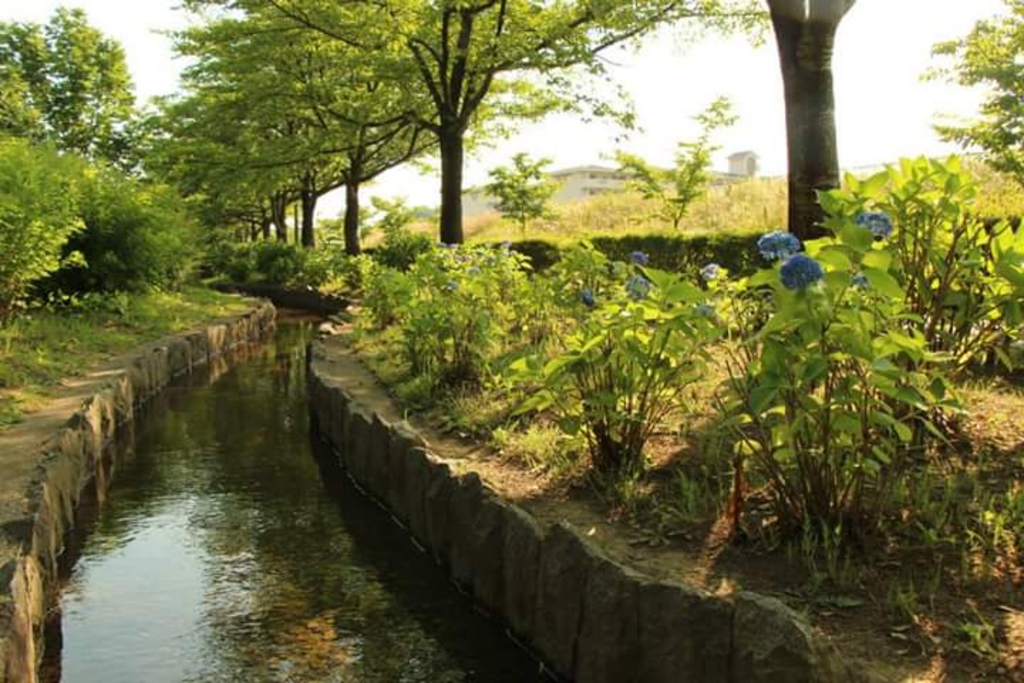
[40,317,547,683]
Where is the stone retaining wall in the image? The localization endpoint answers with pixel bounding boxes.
[0,302,276,683]
[307,344,869,683]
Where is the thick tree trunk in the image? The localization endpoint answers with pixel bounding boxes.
[271,195,288,242]
[771,13,841,241]
[300,189,317,248]
[261,216,271,240]
[343,182,361,256]
[438,127,465,245]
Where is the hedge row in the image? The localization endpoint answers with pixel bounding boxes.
[502,232,763,278]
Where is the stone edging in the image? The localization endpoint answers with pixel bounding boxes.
[0,302,277,683]
[306,343,869,683]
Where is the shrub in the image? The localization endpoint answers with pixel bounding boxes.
[515,246,719,474]
[0,140,83,323]
[590,233,762,279]
[719,161,1018,537]
[362,260,413,328]
[250,241,301,285]
[399,244,533,386]
[44,166,197,294]
[373,222,435,271]
[490,232,763,279]
[725,230,957,535]
[820,156,1024,373]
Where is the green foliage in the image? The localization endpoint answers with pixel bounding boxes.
[0,8,137,166]
[205,240,347,288]
[492,232,763,278]
[725,223,955,532]
[371,204,435,271]
[362,260,413,329]
[933,0,1024,184]
[0,140,84,323]
[0,286,249,429]
[721,156,1024,536]
[616,97,738,230]
[514,244,719,474]
[43,166,198,294]
[399,245,533,386]
[252,242,307,286]
[820,157,1024,372]
[484,153,558,235]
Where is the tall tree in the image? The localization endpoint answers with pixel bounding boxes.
[231,0,761,244]
[0,8,137,166]
[932,0,1024,185]
[766,0,855,239]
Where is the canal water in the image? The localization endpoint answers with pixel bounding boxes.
[40,318,547,683]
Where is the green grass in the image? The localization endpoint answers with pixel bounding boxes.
[0,286,251,430]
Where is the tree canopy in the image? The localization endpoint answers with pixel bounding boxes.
[0,8,137,167]
[933,0,1024,184]
[182,0,762,243]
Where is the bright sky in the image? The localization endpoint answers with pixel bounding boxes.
[1,0,1009,215]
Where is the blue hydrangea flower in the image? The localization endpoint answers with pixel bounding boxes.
[780,255,824,291]
[851,272,869,288]
[757,231,802,262]
[446,280,459,292]
[695,303,716,318]
[629,251,650,266]
[855,212,894,240]
[625,274,652,300]
[580,289,596,308]
[701,263,721,282]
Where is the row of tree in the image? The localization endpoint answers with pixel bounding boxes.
[154,0,771,254]
[0,1,878,254]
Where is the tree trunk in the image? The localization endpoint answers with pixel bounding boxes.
[771,13,841,241]
[439,126,465,245]
[271,195,288,242]
[343,182,361,256]
[261,216,271,240]
[300,189,317,248]
[293,203,300,244]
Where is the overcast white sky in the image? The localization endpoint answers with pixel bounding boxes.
[1,0,1008,214]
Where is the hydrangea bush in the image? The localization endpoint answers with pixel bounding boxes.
[514,250,720,474]
[398,244,533,385]
[820,156,1024,372]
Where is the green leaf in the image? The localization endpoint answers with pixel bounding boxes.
[863,267,903,298]
[862,250,892,271]
[841,222,874,252]
[749,383,779,414]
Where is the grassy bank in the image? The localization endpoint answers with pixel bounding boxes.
[0,287,251,430]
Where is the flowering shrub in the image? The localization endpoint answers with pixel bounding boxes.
[398,244,533,385]
[820,156,1024,372]
[757,230,802,262]
[726,208,964,534]
[362,260,413,328]
[515,253,720,474]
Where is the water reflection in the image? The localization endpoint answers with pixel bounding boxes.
[41,319,546,683]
